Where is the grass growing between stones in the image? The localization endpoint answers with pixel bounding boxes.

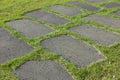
[0,0,120,80]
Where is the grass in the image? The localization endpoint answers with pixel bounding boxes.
[0,0,120,80]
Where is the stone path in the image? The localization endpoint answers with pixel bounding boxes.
[68,1,99,11]
[24,9,69,25]
[49,5,81,16]
[41,35,104,67]
[6,19,53,38]
[86,0,105,3]
[13,60,73,80]
[69,25,120,46]
[0,28,33,64]
[114,10,120,16]
[104,2,120,8]
[1,0,120,80]
[83,14,120,29]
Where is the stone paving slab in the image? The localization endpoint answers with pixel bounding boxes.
[114,10,120,16]
[24,9,69,25]
[6,19,53,38]
[49,5,81,16]
[0,28,33,64]
[13,60,73,80]
[86,0,105,3]
[69,25,120,46]
[68,1,99,11]
[104,2,120,8]
[83,14,120,29]
[41,35,104,67]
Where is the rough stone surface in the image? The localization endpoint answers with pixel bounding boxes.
[41,35,104,67]
[69,25,120,46]
[13,60,73,80]
[83,14,120,29]
[24,10,69,25]
[0,28,33,64]
[49,5,81,16]
[114,11,120,16]
[68,1,99,11]
[6,19,53,38]
[86,0,105,3]
[104,2,120,8]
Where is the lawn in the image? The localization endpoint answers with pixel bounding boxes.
[0,0,120,80]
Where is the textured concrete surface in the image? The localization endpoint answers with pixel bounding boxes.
[49,5,81,16]
[0,28,33,64]
[104,2,120,8]
[41,35,104,67]
[114,10,120,16]
[13,60,73,80]
[24,9,69,25]
[86,0,105,3]
[68,1,99,11]
[6,19,53,38]
[69,25,120,46]
[83,14,120,29]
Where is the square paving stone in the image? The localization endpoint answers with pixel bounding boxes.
[69,25,120,46]
[104,2,120,8]
[6,19,53,38]
[41,35,104,67]
[83,14,120,29]
[24,9,69,25]
[114,10,120,16]
[0,28,33,64]
[68,1,99,11]
[49,5,81,16]
[13,60,73,80]
[86,0,105,3]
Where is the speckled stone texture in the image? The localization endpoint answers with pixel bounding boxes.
[24,9,69,25]
[41,35,104,67]
[49,5,81,16]
[6,19,53,38]
[104,2,120,8]
[0,28,33,64]
[86,0,105,3]
[13,60,73,80]
[68,1,99,11]
[114,10,120,16]
[83,14,120,29]
[69,25,120,46]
